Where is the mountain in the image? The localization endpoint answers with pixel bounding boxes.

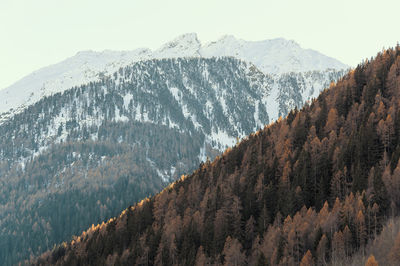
[32,46,400,265]
[0,33,347,122]
[0,57,344,264]
[0,34,347,264]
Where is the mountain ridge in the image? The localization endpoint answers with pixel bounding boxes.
[0,33,348,120]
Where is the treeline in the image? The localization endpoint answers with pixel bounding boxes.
[33,46,400,265]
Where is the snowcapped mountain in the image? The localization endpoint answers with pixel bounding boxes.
[0,33,347,121]
[0,35,348,264]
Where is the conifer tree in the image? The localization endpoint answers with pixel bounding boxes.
[300,250,314,266]
[222,236,246,266]
[365,254,378,266]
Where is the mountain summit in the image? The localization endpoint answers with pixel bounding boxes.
[0,33,347,119]
[155,33,202,58]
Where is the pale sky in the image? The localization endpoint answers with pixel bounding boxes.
[1,0,399,90]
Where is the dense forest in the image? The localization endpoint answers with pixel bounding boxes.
[32,46,400,265]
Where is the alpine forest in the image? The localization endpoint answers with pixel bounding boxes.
[27,46,400,265]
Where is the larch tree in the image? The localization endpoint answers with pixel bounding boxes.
[248,235,261,266]
[390,160,400,214]
[300,250,314,266]
[245,216,256,249]
[388,231,400,264]
[371,203,379,238]
[258,203,269,233]
[356,210,367,254]
[343,225,353,256]
[281,161,292,190]
[154,242,165,266]
[214,208,229,252]
[318,201,330,231]
[195,246,209,266]
[316,234,328,265]
[331,230,345,264]
[260,225,280,264]
[324,108,339,134]
[365,254,379,266]
[222,236,246,266]
[331,170,344,199]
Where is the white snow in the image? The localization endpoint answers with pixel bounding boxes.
[123,93,133,109]
[170,166,176,178]
[264,82,281,122]
[253,100,263,130]
[198,142,207,162]
[169,87,180,101]
[201,35,347,74]
[210,129,236,149]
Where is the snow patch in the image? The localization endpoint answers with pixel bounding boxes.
[209,129,236,149]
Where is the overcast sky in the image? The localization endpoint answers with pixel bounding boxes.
[1,0,399,90]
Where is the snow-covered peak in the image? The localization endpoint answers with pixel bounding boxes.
[155,33,201,58]
[0,33,348,118]
[201,37,346,74]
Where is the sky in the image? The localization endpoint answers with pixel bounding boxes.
[1,0,399,90]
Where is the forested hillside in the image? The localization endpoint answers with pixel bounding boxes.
[33,46,400,265]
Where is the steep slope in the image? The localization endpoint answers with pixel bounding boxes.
[0,33,347,121]
[32,46,400,265]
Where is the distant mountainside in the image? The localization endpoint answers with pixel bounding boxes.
[0,33,347,121]
[33,46,400,266]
